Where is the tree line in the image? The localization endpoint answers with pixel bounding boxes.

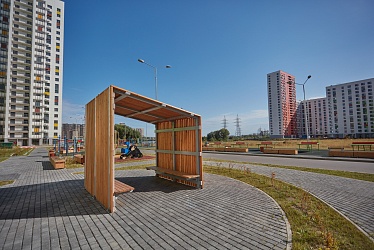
[114,124,141,140]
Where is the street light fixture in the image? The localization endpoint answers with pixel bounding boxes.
[288,75,312,139]
[137,58,171,100]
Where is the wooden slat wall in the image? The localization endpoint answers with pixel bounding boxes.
[84,99,96,194]
[84,87,115,212]
[157,121,173,169]
[85,86,203,213]
[156,117,203,187]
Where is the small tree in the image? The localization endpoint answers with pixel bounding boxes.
[207,128,230,141]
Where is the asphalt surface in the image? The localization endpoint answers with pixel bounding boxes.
[202,150,374,174]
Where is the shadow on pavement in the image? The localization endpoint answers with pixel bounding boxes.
[0,179,107,220]
[116,175,195,193]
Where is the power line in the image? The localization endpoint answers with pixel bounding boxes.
[222,115,228,129]
[234,114,241,137]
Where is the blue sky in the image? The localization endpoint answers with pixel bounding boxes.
[62,0,374,136]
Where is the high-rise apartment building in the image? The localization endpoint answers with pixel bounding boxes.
[0,0,64,146]
[326,78,373,138]
[61,123,85,140]
[296,97,329,138]
[267,70,297,138]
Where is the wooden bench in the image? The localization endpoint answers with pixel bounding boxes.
[146,166,200,180]
[48,150,55,158]
[263,148,298,155]
[353,151,374,159]
[257,141,273,149]
[74,154,85,164]
[298,141,319,151]
[278,148,298,155]
[114,179,134,196]
[351,142,374,151]
[328,150,374,159]
[50,156,65,169]
[328,147,344,150]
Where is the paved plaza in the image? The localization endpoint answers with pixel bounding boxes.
[204,160,374,242]
[0,148,290,249]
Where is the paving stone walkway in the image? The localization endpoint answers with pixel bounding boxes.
[0,148,290,249]
[204,160,374,241]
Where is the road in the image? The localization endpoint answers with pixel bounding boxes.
[202,152,374,174]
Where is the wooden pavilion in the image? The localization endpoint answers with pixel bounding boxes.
[84,86,203,212]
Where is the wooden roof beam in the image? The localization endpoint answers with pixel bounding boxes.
[126,105,165,118]
[115,105,165,120]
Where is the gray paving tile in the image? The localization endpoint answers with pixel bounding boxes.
[205,160,374,242]
[0,147,290,249]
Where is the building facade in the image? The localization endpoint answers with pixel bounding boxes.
[326,78,374,138]
[0,0,64,146]
[267,70,297,138]
[61,123,85,140]
[296,97,329,138]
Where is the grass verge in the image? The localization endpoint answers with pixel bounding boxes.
[204,159,374,182]
[64,156,84,169]
[0,180,14,186]
[0,147,34,162]
[204,165,374,250]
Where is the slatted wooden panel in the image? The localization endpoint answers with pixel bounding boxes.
[84,99,96,194]
[85,87,115,212]
[157,121,173,169]
[156,117,203,187]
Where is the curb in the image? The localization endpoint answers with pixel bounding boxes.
[202,151,374,163]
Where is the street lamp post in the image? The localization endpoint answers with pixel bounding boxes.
[289,75,312,139]
[138,59,171,100]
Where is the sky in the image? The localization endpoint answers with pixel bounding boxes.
[61,0,374,136]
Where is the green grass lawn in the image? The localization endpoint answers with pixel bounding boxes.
[0,147,34,162]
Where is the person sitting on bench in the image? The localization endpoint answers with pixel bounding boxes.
[120,144,143,159]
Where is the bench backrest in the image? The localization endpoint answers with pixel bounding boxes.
[236,142,245,145]
[214,142,222,145]
[301,141,318,145]
[352,142,374,144]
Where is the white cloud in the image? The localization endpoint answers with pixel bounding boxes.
[62,99,85,123]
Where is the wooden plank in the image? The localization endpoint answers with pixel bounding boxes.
[146,166,200,179]
[114,180,134,195]
[353,151,374,159]
[277,149,298,155]
[263,148,279,154]
[74,154,85,164]
[328,150,354,157]
[94,87,114,212]
[84,99,96,195]
[50,156,65,169]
